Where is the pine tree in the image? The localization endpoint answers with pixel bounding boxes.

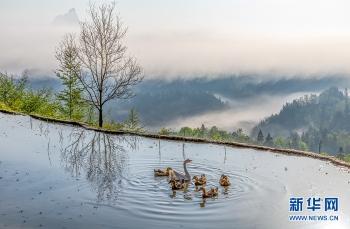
[124,108,143,132]
[264,133,273,146]
[200,124,207,137]
[257,129,264,143]
[55,34,85,120]
[56,75,84,120]
[290,132,301,149]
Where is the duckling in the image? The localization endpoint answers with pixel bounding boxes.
[154,167,173,176]
[192,174,207,186]
[199,187,219,198]
[219,174,231,186]
[169,179,186,190]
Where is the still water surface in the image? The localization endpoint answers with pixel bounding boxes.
[0,113,349,229]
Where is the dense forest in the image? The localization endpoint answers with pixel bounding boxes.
[252,87,350,157]
[108,76,348,126]
[170,87,350,162]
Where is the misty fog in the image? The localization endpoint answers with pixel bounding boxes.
[164,92,314,133]
[2,6,350,78]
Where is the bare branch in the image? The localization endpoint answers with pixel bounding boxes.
[71,2,142,126]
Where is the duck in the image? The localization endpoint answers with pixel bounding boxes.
[192,174,207,186]
[169,179,187,190]
[199,187,219,198]
[169,159,192,182]
[219,174,231,186]
[154,167,173,176]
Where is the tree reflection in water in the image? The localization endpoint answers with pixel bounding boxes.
[61,130,137,202]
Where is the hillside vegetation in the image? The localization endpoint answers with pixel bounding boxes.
[252,87,350,156]
[0,72,141,132]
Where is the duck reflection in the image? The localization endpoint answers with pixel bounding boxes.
[61,130,137,202]
[224,146,227,164]
[222,186,229,195]
[200,198,206,208]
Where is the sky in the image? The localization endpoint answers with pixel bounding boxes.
[1,0,350,78]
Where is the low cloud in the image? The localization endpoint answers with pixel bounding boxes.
[127,31,350,79]
[3,26,350,79]
[164,92,315,132]
[1,6,350,79]
[0,8,79,76]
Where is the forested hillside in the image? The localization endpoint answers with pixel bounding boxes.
[106,75,346,126]
[252,87,350,155]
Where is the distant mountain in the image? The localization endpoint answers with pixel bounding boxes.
[252,87,350,136]
[252,87,350,154]
[52,8,79,27]
[133,75,347,99]
[28,77,62,91]
[28,74,350,129]
[105,75,348,127]
[107,89,227,127]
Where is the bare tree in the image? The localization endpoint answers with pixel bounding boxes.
[77,2,142,127]
[61,130,129,201]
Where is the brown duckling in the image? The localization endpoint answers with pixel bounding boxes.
[154,167,173,176]
[199,187,219,198]
[169,179,186,190]
[219,174,231,186]
[192,174,207,186]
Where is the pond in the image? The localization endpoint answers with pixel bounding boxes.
[0,113,349,229]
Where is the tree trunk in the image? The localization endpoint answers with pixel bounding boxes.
[98,108,103,127]
[318,140,322,153]
[98,89,103,127]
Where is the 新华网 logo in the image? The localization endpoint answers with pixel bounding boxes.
[289,197,339,221]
